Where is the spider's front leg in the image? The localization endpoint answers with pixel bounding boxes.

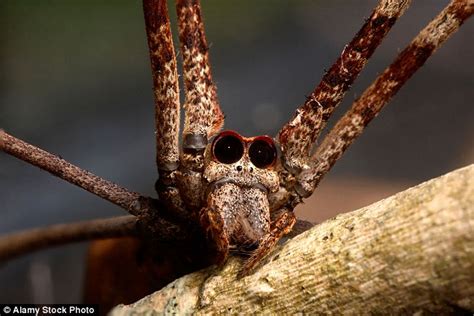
[278,0,411,175]
[174,0,225,212]
[296,0,474,199]
[143,0,188,219]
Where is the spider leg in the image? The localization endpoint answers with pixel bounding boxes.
[176,0,224,156]
[296,0,474,198]
[0,216,138,263]
[1,131,147,215]
[144,0,180,172]
[0,131,188,243]
[174,0,225,213]
[143,0,189,219]
[278,0,411,174]
[239,209,296,278]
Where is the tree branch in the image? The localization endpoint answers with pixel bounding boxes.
[0,216,137,263]
[111,164,474,314]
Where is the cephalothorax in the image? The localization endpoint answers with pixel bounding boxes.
[0,0,472,305]
[202,131,279,259]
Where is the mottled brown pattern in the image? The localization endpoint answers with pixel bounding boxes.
[278,0,411,174]
[1,0,472,297]
[176,0,224,142]
[174,0,225,216]
[297,0,473,197]
[144,0,189,220]
[143,0,180,171]
[233,188,271,246]
[204,158,279,194]
[176,169,203,211]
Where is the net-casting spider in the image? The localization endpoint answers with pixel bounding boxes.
[0,0,472,309]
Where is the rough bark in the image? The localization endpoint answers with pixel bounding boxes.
[111,164,474,314]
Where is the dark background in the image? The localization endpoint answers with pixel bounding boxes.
[1,0,472,303]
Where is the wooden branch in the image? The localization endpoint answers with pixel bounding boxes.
[111,164,474,314]
[0,216,138,263]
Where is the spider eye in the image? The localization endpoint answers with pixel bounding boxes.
[249,137,277,169]
[212,132,244,164]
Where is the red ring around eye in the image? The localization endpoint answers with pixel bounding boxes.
[212,131,245,164]
[249,136,277,169]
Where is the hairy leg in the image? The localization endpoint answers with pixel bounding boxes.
[143,0,180,172]
[278,0,411,174]
[200,207,230,265]
[296,0,474,198]
[175,0,225,213]
[143,0,189,219]
[176,0,224,152]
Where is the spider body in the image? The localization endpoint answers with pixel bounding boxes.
[159,129,282,264]
[201,131,279,261]
[0,0,472,310]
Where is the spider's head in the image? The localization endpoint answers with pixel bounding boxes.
[200,131,280,251]
[203,130,279,192]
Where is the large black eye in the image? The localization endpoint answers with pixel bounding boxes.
[212,132,244,164]
[249,137,277,169]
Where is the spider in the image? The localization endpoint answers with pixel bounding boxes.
[0,0,472,308]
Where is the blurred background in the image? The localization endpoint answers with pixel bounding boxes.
[0,0,472,303]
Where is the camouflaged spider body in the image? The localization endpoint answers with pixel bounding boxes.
[144,0,471,275]
[201,132,280,260]
[1,0,470,282]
